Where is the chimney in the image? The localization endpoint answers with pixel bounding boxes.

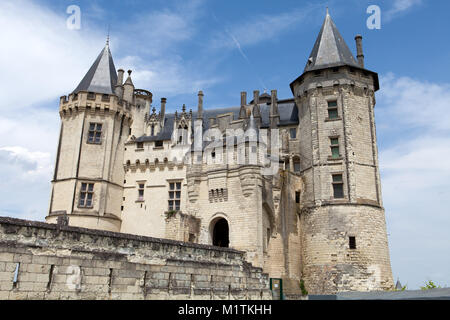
[160,98,166,123]
[270,90,279,128]
[253,90,259,105]
[117,69,125,86]
[197,91,204,119]
[270,90,278,115]
[355,35,364,68]
[240,91,247,106]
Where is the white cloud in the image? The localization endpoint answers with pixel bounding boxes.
[385,0,422,21]
[117,55,223,97]
[0,0,106,110]
[209,7,313,50]
[377,73,450,289]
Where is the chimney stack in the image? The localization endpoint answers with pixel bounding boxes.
[253,90,260,105]
[270,90,280,128]
[240,91,247,106]
[355,35,364,68]
[117,69,125,86]
[197,91,204,119]
[160,98,166,123]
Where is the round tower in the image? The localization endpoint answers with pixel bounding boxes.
[46,42,132,232]
[290,11,393,294]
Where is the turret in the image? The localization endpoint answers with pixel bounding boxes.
[47,41,131,232]
[123,70,134,104]
[289,9,393,294]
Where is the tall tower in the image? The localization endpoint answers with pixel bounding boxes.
[290,11,394,293]
[46,42,132,232]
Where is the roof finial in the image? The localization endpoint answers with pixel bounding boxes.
[106,24,110,46]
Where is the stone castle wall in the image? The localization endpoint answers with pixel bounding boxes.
[300,204,394,294]
[0,217,270,300]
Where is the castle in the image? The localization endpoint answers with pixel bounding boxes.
[46,11,394,294]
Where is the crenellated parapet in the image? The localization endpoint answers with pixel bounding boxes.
[59,91,132,122]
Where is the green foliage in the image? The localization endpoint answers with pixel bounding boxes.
[299,279,308,296]
[420,280,441,290]
[165,210,177,218]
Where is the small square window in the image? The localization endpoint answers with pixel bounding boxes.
[155,141,163,147]
[137,142,144,149]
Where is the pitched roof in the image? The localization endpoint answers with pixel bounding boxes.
[135,100,299,143]
[304,11,359,72]
[72,44,118,95]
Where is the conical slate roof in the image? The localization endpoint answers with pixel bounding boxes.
[73,43,118,95]
[304,11,359,72]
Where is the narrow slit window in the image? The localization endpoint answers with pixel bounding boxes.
[349,236,356,249]
[289,128,297,139]
[138,183,145,201]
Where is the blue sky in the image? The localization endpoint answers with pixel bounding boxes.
[0,0,449,290]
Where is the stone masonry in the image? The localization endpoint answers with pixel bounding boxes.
[0,217,270,300]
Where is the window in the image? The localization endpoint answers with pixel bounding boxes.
[332,174,344,199]
[151,125,155,136]
[168,182,181,211]
[314,70,321,77]
[293,159,301,173]
[102,94,110,101]
[211,151,216,159]
[137,183,145,201]
[79,183,94,208]
[332,67,339,73]
[295,191,300,204]
[349,236,356,249]
[327,101,338,119]
[136,142,144,149]
[88,123,102,144]
[330,137,340,159]
[87,92,96,100]
[289,128,297,139]
[155,140,163,147]
[251,146,257,153]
